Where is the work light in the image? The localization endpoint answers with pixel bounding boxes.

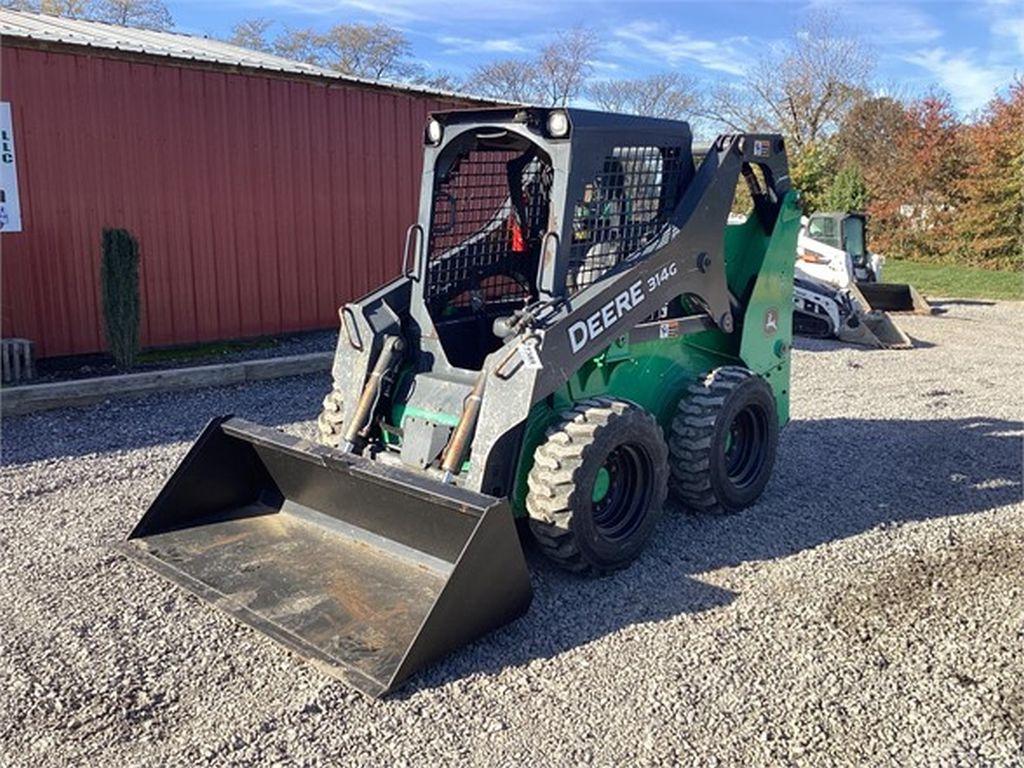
[546,110,570,138]
[425,118,443,145]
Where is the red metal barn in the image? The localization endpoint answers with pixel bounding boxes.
[0,11,485,358]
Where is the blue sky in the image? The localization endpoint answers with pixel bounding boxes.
[167,0,1021,114]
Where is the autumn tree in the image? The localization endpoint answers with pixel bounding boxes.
[8,0,171,28]
[589,73,698,119]
[271,28,328,66]
[836,96,911,175]
[230,21,427,82]
[411,70,463,93]
[954,79,1024,269]
[789,140,839,212]
[868,93,965,262]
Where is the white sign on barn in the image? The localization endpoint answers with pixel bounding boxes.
[0,102,22,232]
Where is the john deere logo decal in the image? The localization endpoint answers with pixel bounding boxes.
[764,308,779,335]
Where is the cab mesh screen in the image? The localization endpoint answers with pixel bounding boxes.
[567,146,687,295]
[426,149,552,312]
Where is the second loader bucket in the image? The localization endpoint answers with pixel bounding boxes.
[857,282,932,314]
[120,417,533,698]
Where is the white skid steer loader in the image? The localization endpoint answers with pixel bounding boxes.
[792,212,922,349]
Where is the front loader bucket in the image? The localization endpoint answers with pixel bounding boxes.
[837,310,912,350]
[837,315,884,349]
[861,310,913,349]
[857,282,932,314]
[120,417,532,698]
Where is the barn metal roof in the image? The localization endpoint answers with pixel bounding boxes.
[0,9,490,102]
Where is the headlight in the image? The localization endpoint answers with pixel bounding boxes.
[425,118,443,145]
[546,110,570,138]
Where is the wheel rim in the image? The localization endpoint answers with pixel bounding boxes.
[592,467,611,503]
[591,444,653,541]
[724,403,770,489]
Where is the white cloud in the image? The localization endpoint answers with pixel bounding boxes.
[986,2,1024,57]
[436,35,530,55]
[903,47,1014,112]
[232,0,557,24]
[953,0,1024,61]
[611,22,750,77]
[806,1,942,45]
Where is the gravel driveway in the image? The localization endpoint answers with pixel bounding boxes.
[2,300,1022,767]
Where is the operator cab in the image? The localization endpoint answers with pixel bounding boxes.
[416,108,696,371]
[806,211,870,272]
[422,129,553,370]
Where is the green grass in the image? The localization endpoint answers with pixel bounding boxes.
[884,260,1023,301]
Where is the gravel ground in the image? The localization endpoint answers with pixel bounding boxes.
[1,300,1022,767]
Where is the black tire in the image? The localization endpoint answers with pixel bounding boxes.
[669,366,778,515]
[317,388,345,448]
[526,397,669,574]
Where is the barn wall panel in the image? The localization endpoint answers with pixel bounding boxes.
[0,44,468,357]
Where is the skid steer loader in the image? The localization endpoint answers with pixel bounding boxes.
[793,212,926,348]
[121,108,802,697]
[796,212,931,313]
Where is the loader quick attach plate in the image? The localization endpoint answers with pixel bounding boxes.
[119,417,532,698]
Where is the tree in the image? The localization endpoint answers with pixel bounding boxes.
[536,27,599,106]
[230,18,274,54]
[1,0,42,11]
[834,96,916,257]
[836,96,911,174]
[12,0,174,29]
[412,70,463,93]
[868,93,965,262]
[465,27,599,106]
[705,13,872,150]
[38,0,93,16]
[320,23,417,80]
[101,228,141,371]
[955,79,1024,269]
[822,164,869,212]
[835,95,912,213]
[790,140,839,212]
[260,23,425,82]
[272,28,328,67]
[589,73,698,119]
[465,59,543,103]
[95,0,172,30]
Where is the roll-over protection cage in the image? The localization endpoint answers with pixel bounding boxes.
[400,108,788,375]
